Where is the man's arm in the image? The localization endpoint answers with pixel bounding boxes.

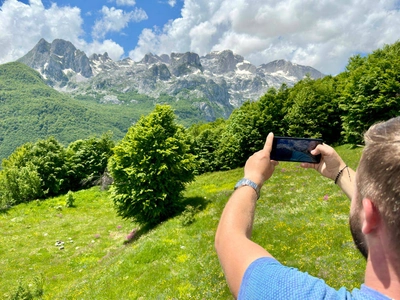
[215,133,278,298]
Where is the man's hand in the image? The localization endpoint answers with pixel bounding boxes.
[244,132,279,187]
[301,143,346,180]
[301,143,355,199]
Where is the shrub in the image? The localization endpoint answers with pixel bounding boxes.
[180,205,201,226]
[108,105,197,226]
[9,275,44,300]
[65,191,75,208]
[67,133,114,190]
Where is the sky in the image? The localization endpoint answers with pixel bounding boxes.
[0,0,400,75]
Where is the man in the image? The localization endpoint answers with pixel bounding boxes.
[215,117,400,299]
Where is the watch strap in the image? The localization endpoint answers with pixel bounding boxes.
[234,178,260,200]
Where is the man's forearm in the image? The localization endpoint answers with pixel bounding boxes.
[216,185,258,242]
[215,185,272,297]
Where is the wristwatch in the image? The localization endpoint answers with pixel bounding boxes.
[234,178,260,200]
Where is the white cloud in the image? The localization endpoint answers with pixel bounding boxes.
[92,6,148,40]
[0,0,129,64]
[84,39,124,61]
[115,0,136,6]
[168,0,177,7]
[130,0,400,74]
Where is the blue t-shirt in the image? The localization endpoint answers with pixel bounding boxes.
[238,257,391,300]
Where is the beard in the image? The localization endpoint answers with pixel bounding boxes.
[349,213,368,259]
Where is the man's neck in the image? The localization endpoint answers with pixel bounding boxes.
[364,248,400,299]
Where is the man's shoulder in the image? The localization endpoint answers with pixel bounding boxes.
[238,257,390,300]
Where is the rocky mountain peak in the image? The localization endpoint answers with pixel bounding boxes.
[90,52,112,63]
[140,53,163,65]
[19,38,51,69]
[170,52,203,76]
[201,50,245,74]
[18,38,92,87]
[258,59,324,80]
[50,39,75,56]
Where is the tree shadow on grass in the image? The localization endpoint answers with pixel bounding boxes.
[179,196,210,212]
[123,196,210,245]
[0,206,10,215]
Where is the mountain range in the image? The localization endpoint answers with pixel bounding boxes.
[18,38,325,121]
[0,39,325,160]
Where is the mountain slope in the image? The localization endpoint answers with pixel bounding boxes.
[0,62,142,160]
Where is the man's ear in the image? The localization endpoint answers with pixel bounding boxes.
[362,198,381,234]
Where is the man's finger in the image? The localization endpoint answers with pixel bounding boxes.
[264,132,274,152]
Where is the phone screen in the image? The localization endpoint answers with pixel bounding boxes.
[270,137,323,163]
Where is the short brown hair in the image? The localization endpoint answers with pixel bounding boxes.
[356,116,400,251]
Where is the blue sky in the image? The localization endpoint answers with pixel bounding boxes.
[11,0,183,54]
[1,0,400,74]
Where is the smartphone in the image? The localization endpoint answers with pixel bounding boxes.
[270,136,323,163]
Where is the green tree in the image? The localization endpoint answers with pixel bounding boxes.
[258,85,289,137]
[0,161,42,206]
[283,76,342,144]
[0,137,69,205]
[340,41,400,144]
[26,137,70,197]
[67,133,114,189]
[216,86,288,171]
[108,105,197,226]
[216,102,262,170]
[188,119,226,174]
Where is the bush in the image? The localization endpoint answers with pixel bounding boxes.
[0,137,69,204]
[9,275,44,300]
[65,191,75,208]
[180,205,201,226]
[0,162,43,206]
[108,105,197,226]
[67,133,114,190]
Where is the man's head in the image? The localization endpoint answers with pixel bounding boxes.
[352,116,400,258]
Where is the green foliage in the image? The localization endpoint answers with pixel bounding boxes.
[9,275,44,300]
[65,191,75,208]
[340,41,400,144]
[283,76,342,144]
[0,137,70,204]
[25,137,70,197]
[108,105,197,225]
[258,85,289,135]
[213,86,289,170]
[67,133,114,189]
[0,135,113,206]
[0,161,42,206]
[188,118,226,173]
[180,204,201,226]
[217,106,255,170]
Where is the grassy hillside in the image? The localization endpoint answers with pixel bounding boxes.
[0,145,365,299]
[0,62,138,160]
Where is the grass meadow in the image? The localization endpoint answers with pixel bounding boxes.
[0,145,365,299]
